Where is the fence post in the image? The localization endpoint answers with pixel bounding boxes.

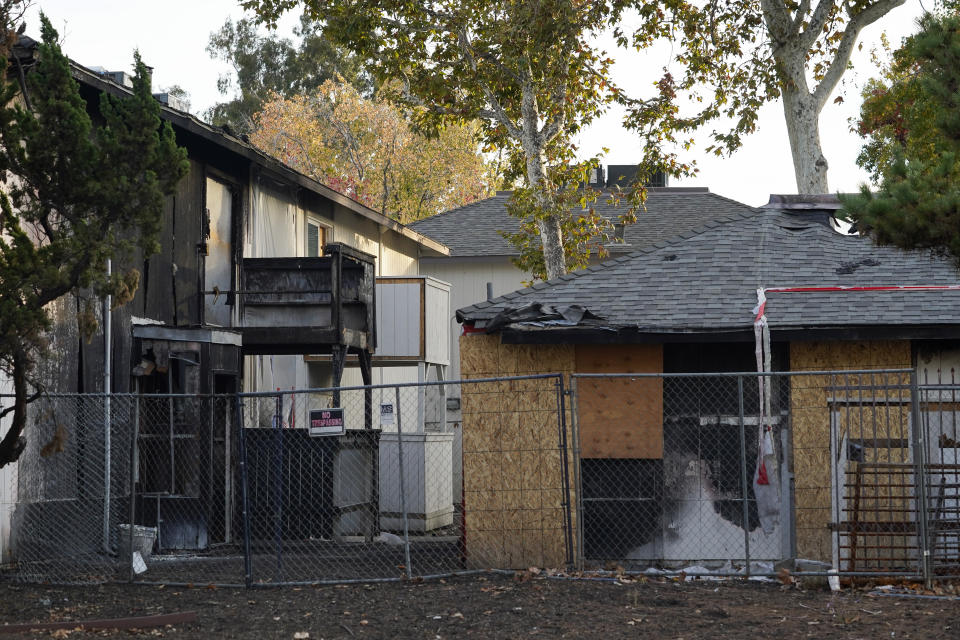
[569,375,584,572]
[556,375,574,570]
[236,394,253,588]
[910,371,932,588]
[127,393,139,582]
[395,386,413,578]
[273,392,284,581]
[103,391,112,554]
[738,376,751,578]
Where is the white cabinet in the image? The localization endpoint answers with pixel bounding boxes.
[375,277,450,365]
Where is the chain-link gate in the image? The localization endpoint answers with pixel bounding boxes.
[917,380,960,580]
[570,372,785,577]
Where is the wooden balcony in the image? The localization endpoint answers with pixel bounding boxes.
[238,243,376,355]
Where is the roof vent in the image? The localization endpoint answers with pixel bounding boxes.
[153,92,189,113]
[98,70,134,89]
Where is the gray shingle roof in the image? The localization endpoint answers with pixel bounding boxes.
[409,188,759,257]
[457,210,960,332]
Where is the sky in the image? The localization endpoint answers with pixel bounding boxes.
[26,0,926,207]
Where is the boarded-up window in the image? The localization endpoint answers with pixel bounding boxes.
[575,344,663,459]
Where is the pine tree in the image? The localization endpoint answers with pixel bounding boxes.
[843,13,960,264]
[0,15,188,467]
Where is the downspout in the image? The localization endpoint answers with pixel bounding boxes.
[103,258,112,553]
[378,224,384,277]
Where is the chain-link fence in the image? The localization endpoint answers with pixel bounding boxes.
[237,374,571,584]
[5,369,960,587]
[8,393,243,586]
[568,370,950,584]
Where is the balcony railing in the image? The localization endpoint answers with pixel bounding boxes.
[237,243,376,355]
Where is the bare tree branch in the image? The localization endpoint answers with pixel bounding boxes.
[812,0,906,108]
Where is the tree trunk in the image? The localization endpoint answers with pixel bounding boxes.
[0,349,29,468]
[537,214,565,280]
[522,148,566,281]
[518,79,566,281]
[781,75,830,194]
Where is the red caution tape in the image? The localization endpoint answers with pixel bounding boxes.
[756,460,769,485]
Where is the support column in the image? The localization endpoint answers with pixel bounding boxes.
[331,344,346,408]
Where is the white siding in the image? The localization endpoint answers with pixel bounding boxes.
[329,204,380,264]
[418,257,528,381]
[380,234,419,276]
[251,183,298,258]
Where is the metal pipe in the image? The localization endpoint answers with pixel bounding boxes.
[395,386,412,579]
[235,373,569,398]
[910,371,932,588]
[236,395,253,587]
[127,389,139,582]
[571,369,913,379]
[556,375,574,569]
[569,376,584,572]
[273,392,283,581]
[738,376,751,578]
[103,258,112,554]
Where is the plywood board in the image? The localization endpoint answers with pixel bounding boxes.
[789,340,912,562]
[459,335,575,568]
[575,345,663,459]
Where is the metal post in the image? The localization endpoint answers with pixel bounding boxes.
[910,371,932,587]
[103,259,112,554]
[273,392,283,580]
[236,394,253,588]
[395,386,412,579]
[556,375,574,569]
[738,376,751,578]
[569,376,584,572]
[127,392,139,582]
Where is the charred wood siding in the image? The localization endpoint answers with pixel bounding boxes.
[173,159,204,327]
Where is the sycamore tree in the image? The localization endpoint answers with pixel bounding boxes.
[638,0,906,194]
[250,79,497,222]
[841,11,960,262]
[242,0,671,280]
[0,16,188,467]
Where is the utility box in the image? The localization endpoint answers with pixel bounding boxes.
[378,432,455,532]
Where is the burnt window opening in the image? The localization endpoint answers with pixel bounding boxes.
[581,459,664,560]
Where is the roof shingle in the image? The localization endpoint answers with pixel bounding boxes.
[409,188,759,257]
[456,210,960,332]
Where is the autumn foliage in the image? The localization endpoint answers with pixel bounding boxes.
[249,80,499,223]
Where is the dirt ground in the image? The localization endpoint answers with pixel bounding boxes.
[0,573,956,639]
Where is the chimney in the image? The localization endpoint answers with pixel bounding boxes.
[761,194,842,230]
[587,165,605,188]
[604,165,669,189]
